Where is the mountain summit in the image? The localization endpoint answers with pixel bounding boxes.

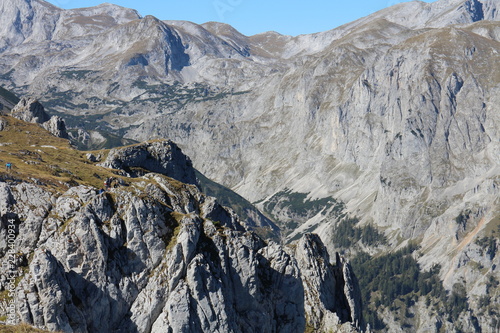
[0,0,499,331]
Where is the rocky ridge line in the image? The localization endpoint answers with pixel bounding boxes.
[0,125,362,332]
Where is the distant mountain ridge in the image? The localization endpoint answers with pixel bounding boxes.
[0,0,499,331]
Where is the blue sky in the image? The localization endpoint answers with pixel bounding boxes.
[45,0,438,36]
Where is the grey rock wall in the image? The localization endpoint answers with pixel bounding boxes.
[0,161,361,333]
[98,140,198,186]
[10,97,68,138]
[1,1,499,331]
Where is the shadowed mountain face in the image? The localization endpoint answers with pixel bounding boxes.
[0,0,500,331]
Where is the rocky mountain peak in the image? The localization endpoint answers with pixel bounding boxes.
[202,21,246,36]
[11,97,50,123]
[295,234,363,330]
[0,0,499,331]
[49,0,140,25]
[0,0,61,49]
[87,2,141,20]
[97,140,198,186]
[0,117,362,332]
[350,0,497,30]
[10,97,67,138]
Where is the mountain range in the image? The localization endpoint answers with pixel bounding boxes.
[0,0,499,331]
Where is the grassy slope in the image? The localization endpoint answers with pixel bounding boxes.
[0,323,56,333]
[0,115,124,192]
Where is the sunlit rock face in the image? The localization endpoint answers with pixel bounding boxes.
[1,0,500,331]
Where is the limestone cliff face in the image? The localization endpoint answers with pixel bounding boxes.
[1,0,500,331]
[10,97,67,138]
[0,134,362,332]
[11,98,50,124]
[0,86,19,113]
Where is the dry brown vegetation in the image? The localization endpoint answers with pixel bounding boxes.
[0,323,56,333]
[0,115,137,193]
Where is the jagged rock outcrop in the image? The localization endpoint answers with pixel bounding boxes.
[0,171,361,333]
[295,234,362,331]
[10,97,67,138]
[0,124,361,332]
[41,115,67,139]
[11,98,50,123]
[1,0,499,331]
[98,140,198,186]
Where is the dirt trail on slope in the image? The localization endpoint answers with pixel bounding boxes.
[457,217,486,253]
[444,217,486,283]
